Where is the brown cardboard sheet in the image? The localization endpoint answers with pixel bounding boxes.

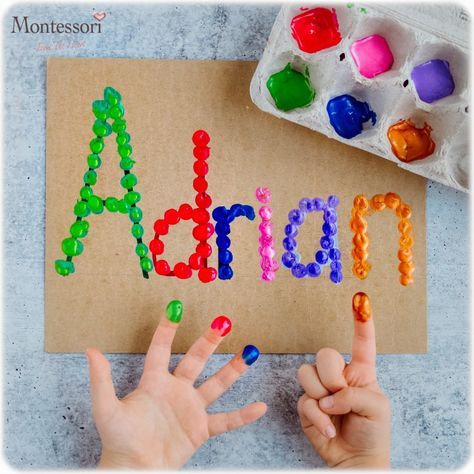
[45,58,427,354]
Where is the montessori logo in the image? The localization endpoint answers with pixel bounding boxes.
[11,15,104,34]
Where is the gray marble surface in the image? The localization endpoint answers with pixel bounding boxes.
[3,3,470,470]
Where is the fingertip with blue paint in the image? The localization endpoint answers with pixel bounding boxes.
[242,344,260,366]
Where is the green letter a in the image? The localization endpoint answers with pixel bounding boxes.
[54,87,152,279]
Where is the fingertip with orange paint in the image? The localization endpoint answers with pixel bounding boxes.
[352,292,371,322]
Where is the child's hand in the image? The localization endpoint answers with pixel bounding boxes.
[297,293,391,468]
[86,301,267,469]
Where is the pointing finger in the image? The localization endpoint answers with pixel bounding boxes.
[350,292,376,367]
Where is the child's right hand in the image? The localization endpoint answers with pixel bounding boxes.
[297,293,391,469]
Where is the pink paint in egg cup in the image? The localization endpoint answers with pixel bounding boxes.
[350,34,394,79]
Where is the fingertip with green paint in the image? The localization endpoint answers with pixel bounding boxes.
[166,300,183,323]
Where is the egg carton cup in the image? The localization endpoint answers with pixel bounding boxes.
[250,3,470,192]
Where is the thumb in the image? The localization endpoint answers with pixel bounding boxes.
[86,348,119,422]
[318,386,389,419]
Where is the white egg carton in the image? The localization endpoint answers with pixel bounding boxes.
[250,3,470,191]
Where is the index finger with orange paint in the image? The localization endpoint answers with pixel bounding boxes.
[350,292,376,368]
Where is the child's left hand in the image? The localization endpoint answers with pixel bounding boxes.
[86,301,267,469]
[296,293,391,468]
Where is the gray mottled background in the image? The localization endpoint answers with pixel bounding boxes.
[3,3,470,469]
